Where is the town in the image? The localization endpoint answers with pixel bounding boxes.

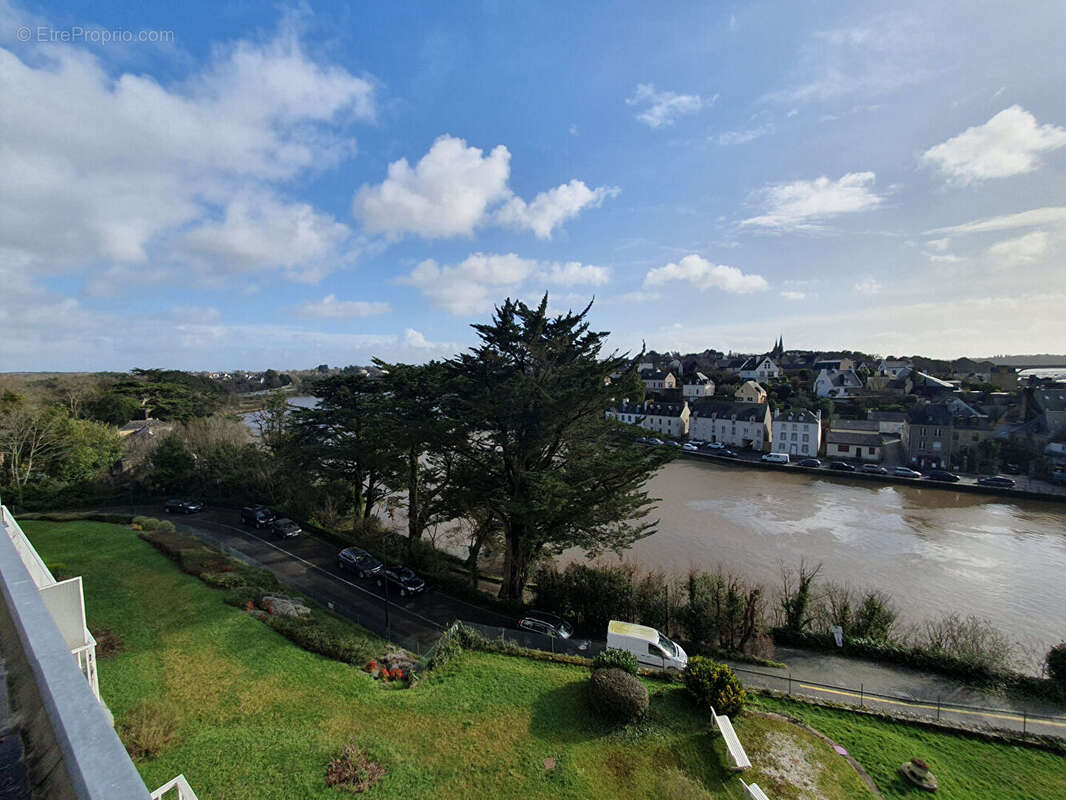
[606,340,1066,490]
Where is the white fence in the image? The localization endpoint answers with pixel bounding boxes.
[151,774,200,800]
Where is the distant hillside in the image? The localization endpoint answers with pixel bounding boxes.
[984,355,1066,366]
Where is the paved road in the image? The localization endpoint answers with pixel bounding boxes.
[125,504,1066,737]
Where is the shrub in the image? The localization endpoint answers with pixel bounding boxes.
[324,745,386,794]
[682,656,746,718]
[118,703,179,760]
[588,667,649,723]
[593,648,639,676]
[265,614,379,666]
[132,516,175,533]
[1047,642,1066,685]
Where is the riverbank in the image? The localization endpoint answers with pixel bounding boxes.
[677,448,1066,504]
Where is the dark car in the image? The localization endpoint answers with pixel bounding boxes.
[337,546,384,578]
[977,476,1016,488]
[797,458,821,467]
[829,461,856,472]
[164,498,203,514]
[926,469,960,483]
[241,505,276,528]
[719,449,738,458]
[378,565,426,597]
[270,518,302,538]
[517,610,574,639]
[861,464,889,475]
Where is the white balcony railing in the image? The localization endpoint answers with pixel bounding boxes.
[151,774,200,800]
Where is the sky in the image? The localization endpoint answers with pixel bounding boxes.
[2,0,1066,371]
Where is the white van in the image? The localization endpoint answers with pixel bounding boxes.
[606,620,688,671]
[761,452,790,463]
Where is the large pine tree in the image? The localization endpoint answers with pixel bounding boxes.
[446,296,673,600]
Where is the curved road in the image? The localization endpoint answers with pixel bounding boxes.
[134,504,1066,738]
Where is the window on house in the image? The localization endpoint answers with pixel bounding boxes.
[802,434,809,442]
[868,447,876,455]
[838,445,849,452]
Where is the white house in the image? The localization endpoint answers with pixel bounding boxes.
[607,400,689,439]
[877,358,913,378]
[738,356,781,382]
[771,408,822,457]
[814,368,863,399]
[689,401,771,451]
[734,380,767,404]
[682,373,715,400]
[640,369,677,393]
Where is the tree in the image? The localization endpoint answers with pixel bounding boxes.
[51,418,122,484]
[374,361,456,543]
[86,393,145,425]
[0,398,69,502]
[290,374,401,522]
[254,391,291,454]
[147,434,198,493]
[445,296,673,599]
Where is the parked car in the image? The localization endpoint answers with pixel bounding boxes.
[688,440,706,447]
[666,440,681,447]
[270,518,302,538]
[636,436,649,444]
[977,476,1016,488]
[926,469,960,483]
[761,452,790,464]
[861,464,889,475]
[337,546,384,578]
[796,458,821,467]
[648,438,665,445]
[378,564,426,597]
[892,466,923,478]
[517,610,573,639]
[702,442,724,450]
[718,449,738,458]
[606,620,687,671]
[682,443,699,452]
[829,461,856,472]
[241,505,276,528]
[164,498,203,514]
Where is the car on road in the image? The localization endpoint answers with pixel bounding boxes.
[517,610,574,639]
[270,518,302,538]
[761,452,790,464]
[828,461,856,472]
[337,546,384,578]
[977,476,1016,488]
[702,442,724,450]
[378,565,426,597]
[796,458,821,467]
[682,443,699,452]
[666,440,681,447]
[718,448,738,458]
[164,498,203,514]
[861,464,889,475]
[241,505,276,528]
[647,438,665,445]
[926,469,960,483]
[689,439,706,447]
[636,436,649,444]
[892,467,923,478]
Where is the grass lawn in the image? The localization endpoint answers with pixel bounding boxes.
[20,520,1063,799]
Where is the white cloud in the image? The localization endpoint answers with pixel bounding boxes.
[921,106,1066,184]
[402,253,608,315]
[495,180,619,239]
[295,294,391,319]
[181,195,354,283]
[985,231,1050,266]
[926,237,951,251]
[717,124,774,146]
[853,278,882,295]
[926,207,1066,236]
[742,172,882,230]
[353,135,614,239]
[780,290,806,300]
[353,135,511,238]
[0,21,373,284]
[643,254,768,293]
[626,83,708,128]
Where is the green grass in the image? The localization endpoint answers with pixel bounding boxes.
[752,695,1066,800]
[21,519,1063,799]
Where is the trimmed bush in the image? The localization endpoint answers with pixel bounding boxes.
[1047,642,1066,685]
[265,614,379,666]
[593,647,639,676]
[132,516,176,534]
[682,656,745,718]
[588,667,649,723]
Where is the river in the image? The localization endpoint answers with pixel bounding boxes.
[570,458,1066,666]
[248,398,1066,663]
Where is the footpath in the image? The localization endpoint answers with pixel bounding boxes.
[723,646,1066,738]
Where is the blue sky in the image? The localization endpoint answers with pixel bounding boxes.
[3,0,1066,371]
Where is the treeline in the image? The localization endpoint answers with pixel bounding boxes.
[530,559,1052,684]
